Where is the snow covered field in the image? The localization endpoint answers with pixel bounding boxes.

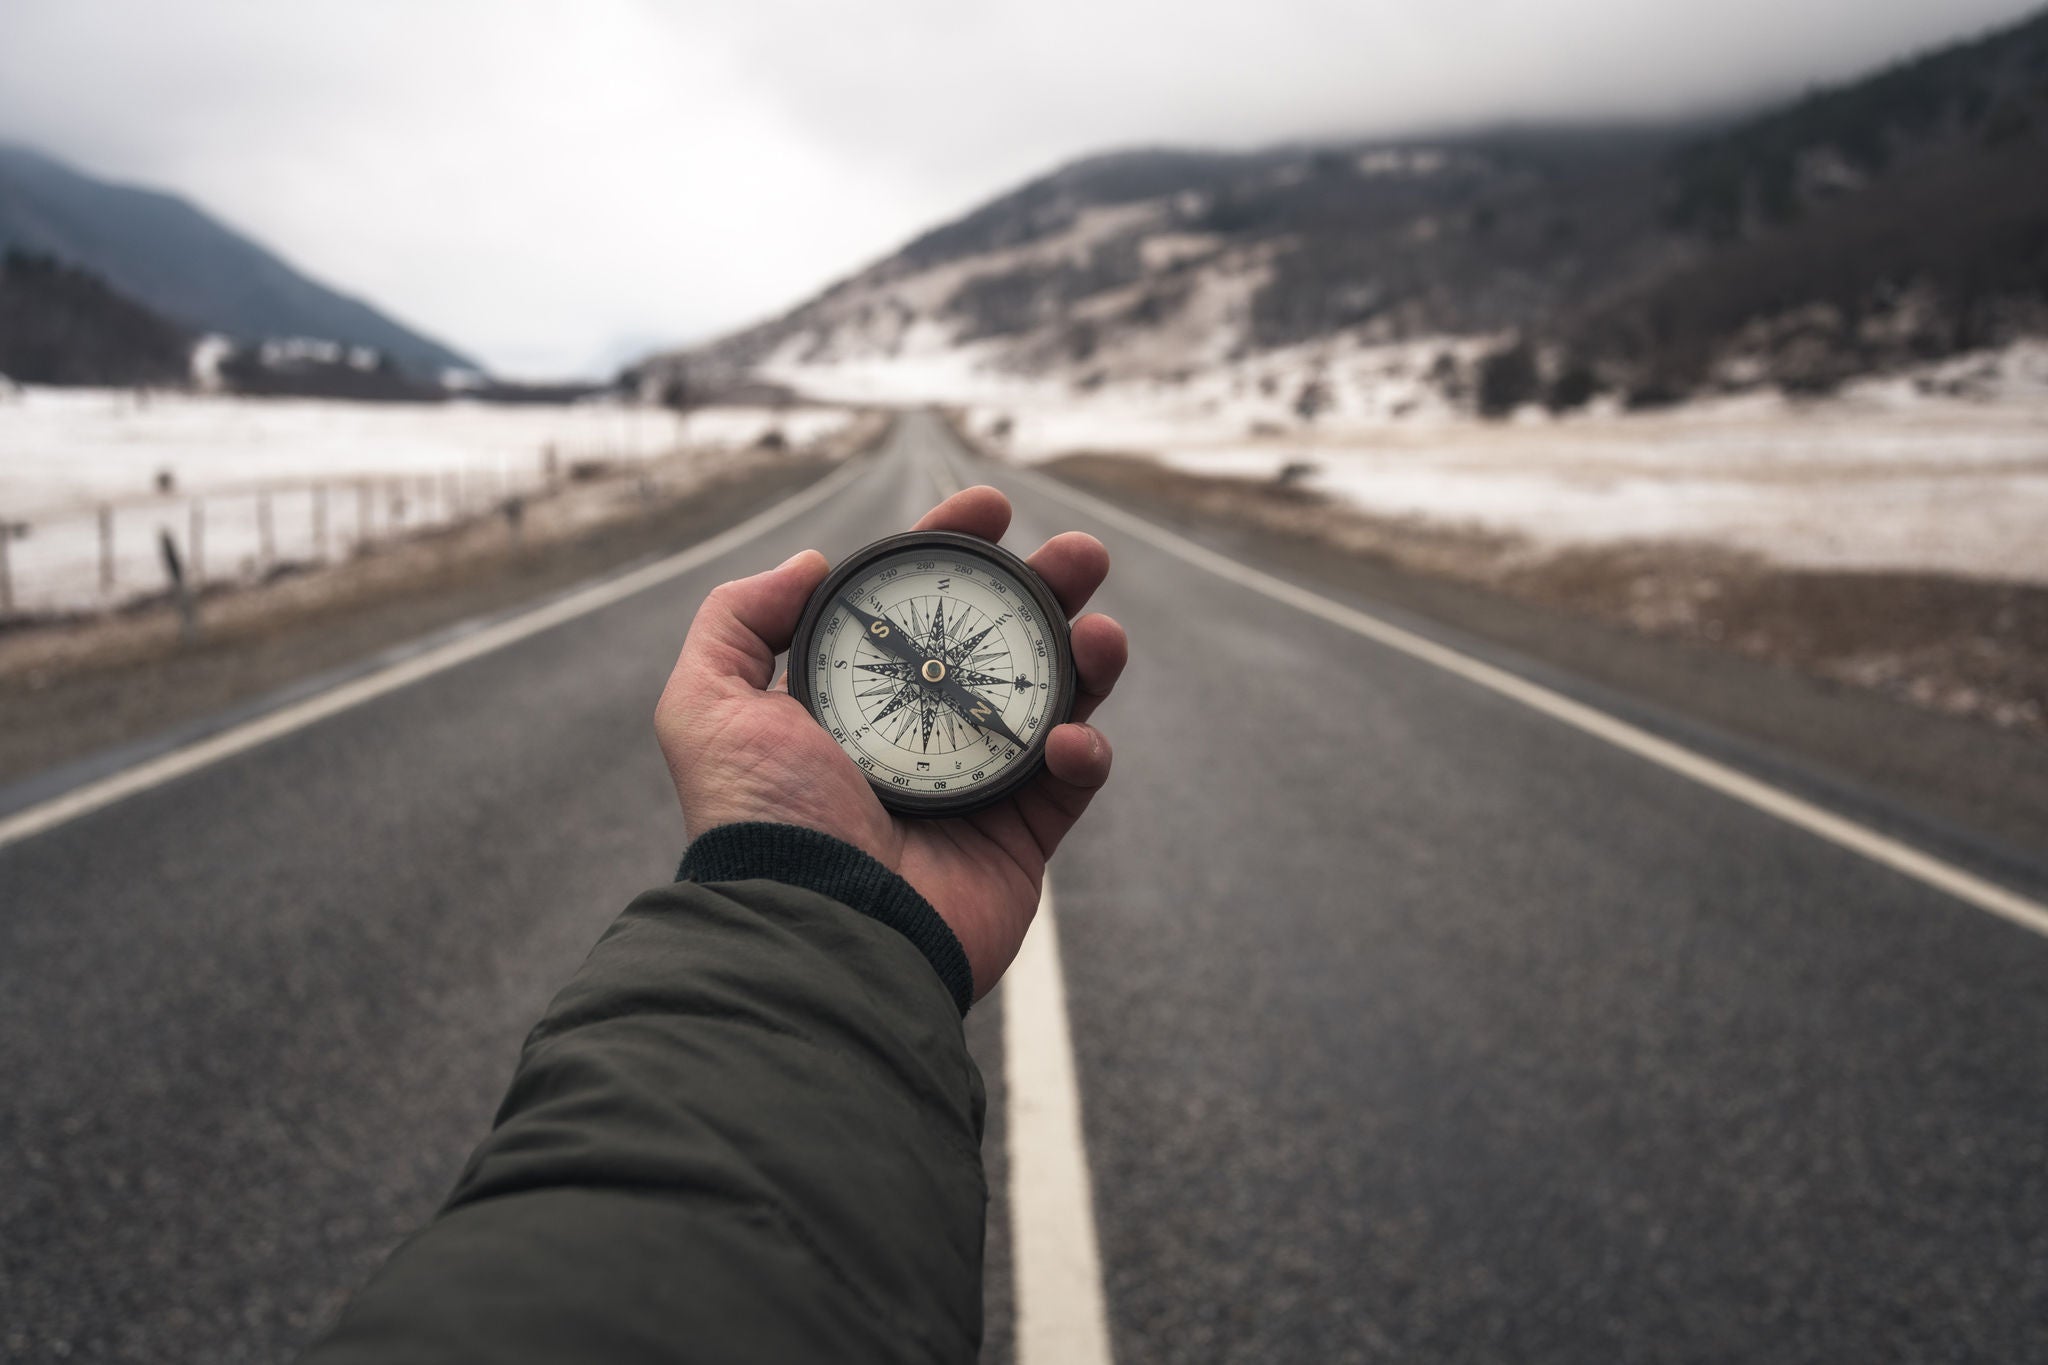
[0,389,851,513]
[0,390,853,613]
[894,341,2048,585]
[1058,391,2048,583]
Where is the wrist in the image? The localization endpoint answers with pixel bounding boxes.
[677,822,974,1015]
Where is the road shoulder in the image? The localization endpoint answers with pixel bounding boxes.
[1035,452,2048,860]
[0,454,847,789]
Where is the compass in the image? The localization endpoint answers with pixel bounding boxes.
[788,530,1076,815]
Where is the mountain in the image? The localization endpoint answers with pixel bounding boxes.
[645,5,2048,414]
[1592,8,2048,397]
[0,249,192,387]
[0,145,477,380]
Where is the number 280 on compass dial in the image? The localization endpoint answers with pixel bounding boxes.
[788,530,1076,816]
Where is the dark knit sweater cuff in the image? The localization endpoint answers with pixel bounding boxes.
[676,822,973,1016]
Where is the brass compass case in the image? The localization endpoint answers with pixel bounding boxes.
[788,531,1078,816]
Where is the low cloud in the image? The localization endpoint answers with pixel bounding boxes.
[1,0,2032,375]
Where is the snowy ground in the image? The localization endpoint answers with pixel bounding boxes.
[1029,390,2048,584]
[0,390,853,613]
[805,339,2048,585]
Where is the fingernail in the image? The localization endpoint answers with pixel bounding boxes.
[778,549,813,571]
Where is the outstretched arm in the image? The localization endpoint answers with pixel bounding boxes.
[303,866,988,1364]
[303,485,1125,1363]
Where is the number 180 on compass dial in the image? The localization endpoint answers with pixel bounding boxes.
[788,530,1077,816]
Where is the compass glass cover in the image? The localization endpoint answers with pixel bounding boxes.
[804,545,1063,804]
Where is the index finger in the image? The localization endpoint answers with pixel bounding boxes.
[1025,532,1110,619]
[912,485,1011,542]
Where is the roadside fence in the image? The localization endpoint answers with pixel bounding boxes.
[1,449,586,619]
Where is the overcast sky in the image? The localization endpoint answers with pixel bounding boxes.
[0,0,2035,377]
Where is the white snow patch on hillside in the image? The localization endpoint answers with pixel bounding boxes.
[763,337,1032,406]
[758,201,1174,375]
[921,333,1489,453]
[1139,232,1224,272]
[1355,148,1453,175]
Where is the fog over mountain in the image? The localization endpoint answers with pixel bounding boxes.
[2,0,2036,375]
[646,6,2048,414]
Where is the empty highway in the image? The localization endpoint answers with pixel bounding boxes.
[3,412,2046,1363]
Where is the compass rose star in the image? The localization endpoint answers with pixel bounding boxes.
[945,623,997,667]
[871,682,922,726]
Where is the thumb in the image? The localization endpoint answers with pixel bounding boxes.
[679,548,830,691]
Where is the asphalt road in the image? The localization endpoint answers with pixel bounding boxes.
[4,412,2047,1363]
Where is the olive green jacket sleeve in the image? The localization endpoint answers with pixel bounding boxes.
[301,823,987,1365]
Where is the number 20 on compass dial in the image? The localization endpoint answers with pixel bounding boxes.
[788,530,1076,816]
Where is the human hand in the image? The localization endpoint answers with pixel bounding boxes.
[655,485,1128,999]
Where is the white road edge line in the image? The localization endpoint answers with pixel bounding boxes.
[1006,877,1116,1365]
[0,455,872,851]
[958,445,2048,942]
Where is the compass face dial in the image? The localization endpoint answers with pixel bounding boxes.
[790,531,1075,815]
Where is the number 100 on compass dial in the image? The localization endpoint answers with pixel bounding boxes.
[789,530,1076,816]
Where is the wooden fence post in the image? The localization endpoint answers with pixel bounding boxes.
[99,505,115,596]
[189,500,206,585]
[257,491,276,571]
[313,485,329,560]
[0,523,13,615]
[358,481,372,548]
[160,528,199,643]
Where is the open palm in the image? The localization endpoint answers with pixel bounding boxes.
[657,485,1127,999]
